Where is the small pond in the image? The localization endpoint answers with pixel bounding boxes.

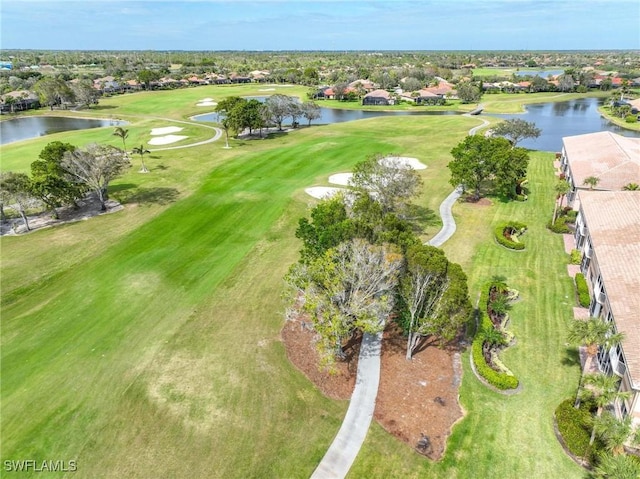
[514,69,564,78]
[0,116,127,145]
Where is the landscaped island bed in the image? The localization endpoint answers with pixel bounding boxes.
[0,84,586,478]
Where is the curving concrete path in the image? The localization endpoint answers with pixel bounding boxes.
[310,113,493,479]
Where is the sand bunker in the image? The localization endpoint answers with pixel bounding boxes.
[328,173,354,186]
[200,98,214,102]
[150,126,184,136]
[148,135,188,145]
[196,101,218,107]
[259,88,276,91]
[305,187,346,199]
[380,156,427,170]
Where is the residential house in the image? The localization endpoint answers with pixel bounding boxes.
[423,80,457,99]
[559,131,640,206]
[362,89,392,106]
[400,89,445,105]
[573,191,640,427]
[0,90,40,113]
[348,79,377,93]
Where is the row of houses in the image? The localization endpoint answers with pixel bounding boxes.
[313,79,457,106]
[91,72,255,94]
[560,131,640,428]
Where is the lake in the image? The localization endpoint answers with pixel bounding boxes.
[0,116,127,145]
[515,70,564,77]
[489,97,640,152]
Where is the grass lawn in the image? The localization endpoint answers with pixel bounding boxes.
[347,151,583,478]
[1,85,584,478]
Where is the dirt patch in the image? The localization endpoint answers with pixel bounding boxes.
[281,318,464,459]
[464,196,492,206]
[1,195,122,236]
[281,316,358,400]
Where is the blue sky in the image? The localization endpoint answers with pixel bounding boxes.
[2,0,639,51]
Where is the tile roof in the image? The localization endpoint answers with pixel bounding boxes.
[563,131,640,190]
[578,191,640,388]
[364,89,391,99]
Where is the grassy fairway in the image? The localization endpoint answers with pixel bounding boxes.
[1,84,583,478]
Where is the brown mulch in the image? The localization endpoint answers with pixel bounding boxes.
[281,318,465,460]
[464,197,492,206]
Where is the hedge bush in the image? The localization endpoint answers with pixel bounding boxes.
[575,273,591,307]
[555,398,594,459]
[471,282,519,391]
[569,249,581,265]
[494,221,527,250]
[547,217,571,234]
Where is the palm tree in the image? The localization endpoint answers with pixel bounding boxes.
[592,411,633,456]
[591,453,640,479]
[622,183,639,191]
[568,317,624,406]
[113,127,129,154]
[552,179,571,224]
[581,373,631,445]
[583,176,600,190]
[131,145,150,173]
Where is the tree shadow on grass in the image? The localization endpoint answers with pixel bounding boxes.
[561,346,580,368]
[403,204,438,232]
[116,187,180,206]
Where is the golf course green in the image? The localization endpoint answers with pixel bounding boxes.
[1,84,584,478]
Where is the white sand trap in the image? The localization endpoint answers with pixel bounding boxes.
[305,186,346,199]
[196,101,218,107]
[328,173,354,186]
[380,156,427,170]
[150,126,184,136]
[199,98,214,102]
[259,88,275,91]
[148,135,188,145]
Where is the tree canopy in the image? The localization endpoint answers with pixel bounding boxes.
[448,135,530,200]
[491,119,541,146]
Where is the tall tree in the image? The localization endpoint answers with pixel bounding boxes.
[491,119,542,147]
[264,94,296,130]
[592,412,633,456]
[400,244,470,359]
[70,79,100,108]
[581,373,631,445]
[552,179,571,224]
[492,144,530,199]
[456,81,482,104]
[448,135,498,201]
[112,127,129,153]
[350,154,422,216]
[0,171,39,231]
[131,145,151,173]
[286,238,403,368]
[61,143,130,210]
[568,317,624,406]
[34,77,73,110]
[301,101,321,126]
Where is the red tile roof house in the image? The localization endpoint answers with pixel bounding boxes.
[573,191,640,428]
[559,131,640,207]
[362,89,393,106]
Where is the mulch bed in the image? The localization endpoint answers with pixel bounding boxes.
[281,318,464,460]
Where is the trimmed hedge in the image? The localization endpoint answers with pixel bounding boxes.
[471,282,519,390]
[494,221,527,250]
[547,217,571,234]
[555,398,595,461]
[575,273,591,307]
[569,249,581,265]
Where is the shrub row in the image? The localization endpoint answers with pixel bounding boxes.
[471,282,519,390]
[547,217,571,234]
[569,249,581,265]
[555,398,595,460]
[575,273,591,308]
[494,221,527,250]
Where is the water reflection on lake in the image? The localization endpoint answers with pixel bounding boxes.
[0,116,127,145]
[489,97,640,152]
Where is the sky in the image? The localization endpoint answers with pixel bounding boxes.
[1,0,639,51]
